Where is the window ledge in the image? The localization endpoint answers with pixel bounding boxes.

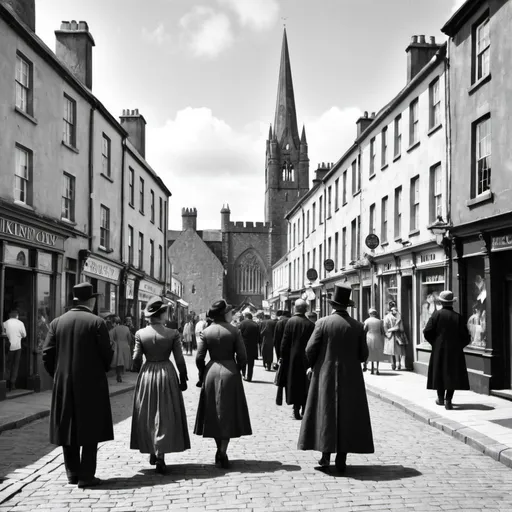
[100,172,114,183]
[469,73,491,95]
[61,217,77,226]
[62,141,79,154]
[466,189,494,208]
[14,200,34,211]
[15,106,38,125]
[381,164,389,171]
[353,190,361,198]
[393,153,401,163]
[369,173,376,181]
[409,229,420,237]
[98,246,114,254]
[428,124,443,137]
[407,141,421,153]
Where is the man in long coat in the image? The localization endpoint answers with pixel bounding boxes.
[238,312,260,382]
[423,290,470,410]
[260,314,278,371]
[280,299,315,420]
[298,284,374,472]
[43,282,114,488]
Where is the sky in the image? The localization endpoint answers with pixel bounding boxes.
[36,0,465,229]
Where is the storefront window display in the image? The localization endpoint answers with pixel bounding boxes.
[466,257,487,348]
[419,268,444,344]
[382,274,398,311]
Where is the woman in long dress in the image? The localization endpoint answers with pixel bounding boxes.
[383,302,408,370]
[194,300,252,469]
[363,308,387,375]
[130,296,190,474]
[109,316,133,382]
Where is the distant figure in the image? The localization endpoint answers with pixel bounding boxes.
[3,309,27,391]
[274,310,291,360]
[298,284,374,472]
[363,308,386,375]
[260,314,278,371]
[238,312,260,382]
[280,299,315,420]
[109,316,133,382]
[423,290,470,410]
[42,283,113,488]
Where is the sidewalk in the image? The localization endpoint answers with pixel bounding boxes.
[0,371,137,434]
[363,364,512,469]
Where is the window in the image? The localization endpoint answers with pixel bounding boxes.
[394,114,402,157]
[319,196,323,224]
[100,205,110,249]
[381,127,388,167]
[394,186,402,239]
[409,98,419,146]
[62,95,77,147]
[128,225,134,265]
[14,145,31,204]
[351,160,357,194]
[429,79,441,129]
[15,53,32,114]
[159,197,163,230]
[312,203,316,229]
[159,245,163,280]
[369,137,376,177]
[351,219,357,261]
[139,177,145,213]
[334,232,339,271]
[342,170,347,204]
[150,190,155,223]
[474,17,490,82]
[381,196,388,243]
[129,168,135,205]
[369,203,376,234]
[149,239,155,277]
[430,164,443,222]
[101,134,111,177]
[342,228,347,267]
[327,186,332,217]
[335,178,339,209]
[410,176,420,231]
[474,116,491,196]
[61,172,75,222]
[138,232,144,269]
[306,210,310,236]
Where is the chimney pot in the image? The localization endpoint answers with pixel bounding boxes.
[430,36,436,44]
[418,35,426,44]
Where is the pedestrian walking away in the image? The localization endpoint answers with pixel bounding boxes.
[260,313,277,371]
[423,290,471,410]
[363,308,387,375]
[109,316,133,382]
[42,282,114,489]
[130,296,190,474]
[238,312,260,382]
[194,299,252,469]
[279,299,315,420]
[3,309,26,392]
[298,284,374,472]
[383,302,408,370]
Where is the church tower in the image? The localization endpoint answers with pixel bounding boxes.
[265,29,309,264]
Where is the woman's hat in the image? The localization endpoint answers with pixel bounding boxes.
[328,284,356,309]
[207,299,232,319]
[438,290,457,303]
[144,296,168,317]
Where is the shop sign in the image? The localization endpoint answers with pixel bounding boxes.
[491,234,512,252]
[126,278,135,300]
[83,256,121,283]
[0,217,64,250]
[138,279,164,301]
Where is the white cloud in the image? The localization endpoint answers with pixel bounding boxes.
[142,23,172,45]
[218,0,279,31]
[179,7,234,58]
[451,0,466,14]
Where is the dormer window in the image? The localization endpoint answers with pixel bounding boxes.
[282,161,295,181]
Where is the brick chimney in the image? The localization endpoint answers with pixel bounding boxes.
[1,0,35,31]
[356,111,373,138]
[55,20,95,89]
[182,207,197,231]
[406,35,442,83]
[120,109,147,158]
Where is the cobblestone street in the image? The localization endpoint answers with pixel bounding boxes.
[1,359,512,512]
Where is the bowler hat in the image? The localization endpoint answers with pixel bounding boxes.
[328,284,356,309]
[73,282,100,301]
[207,299,232,319]
[438,290,457,303]
[144,296,168,317]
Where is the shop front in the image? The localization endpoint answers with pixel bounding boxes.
[137,278,164,329]
[0,214,66,399]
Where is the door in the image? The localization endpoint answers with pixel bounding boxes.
[507,279,512,389]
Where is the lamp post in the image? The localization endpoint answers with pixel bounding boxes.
[427,215,452,288]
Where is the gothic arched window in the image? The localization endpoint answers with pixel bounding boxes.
[236,251,265,295]
[282,161,294,182]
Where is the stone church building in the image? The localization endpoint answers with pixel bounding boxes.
[168,30,311,315]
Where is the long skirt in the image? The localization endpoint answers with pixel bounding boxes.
[194,359,252,439]
[130,360,190,454]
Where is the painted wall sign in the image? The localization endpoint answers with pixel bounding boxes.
[138,279,164,301]
[0,217,64,250]
[83,256,121,283]
[491,234,512,251]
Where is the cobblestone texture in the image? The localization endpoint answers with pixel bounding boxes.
[0,358,511,511]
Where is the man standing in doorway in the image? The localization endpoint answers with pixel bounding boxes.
[43,282,114,488]
[3,309,26,391]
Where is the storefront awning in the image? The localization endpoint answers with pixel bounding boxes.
[177,299,189,307]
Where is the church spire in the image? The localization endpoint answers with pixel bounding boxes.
[273,28,300,148]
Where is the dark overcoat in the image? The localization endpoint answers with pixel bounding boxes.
[42,306,114,446]
[298,310,374,454]
[260,318,277,365]
[423,306,470,390]
[238,319,260,361]
[280,314,315,406]
[274,317,289,359]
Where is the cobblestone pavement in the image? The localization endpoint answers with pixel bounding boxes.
[1,359,512,511]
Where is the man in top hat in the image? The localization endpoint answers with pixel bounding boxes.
[43,282,114,488]
[423,290,470,410]
[298,284,374,472]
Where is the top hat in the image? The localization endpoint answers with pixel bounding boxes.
[207,299,232,319]
[438,290,457,303]
[73,282,100,301]
[144,296,168,317]
[328,284,356,309]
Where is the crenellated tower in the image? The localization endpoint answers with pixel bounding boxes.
[265,28,309,264]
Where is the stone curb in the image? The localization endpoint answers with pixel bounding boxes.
[366,384,512,470]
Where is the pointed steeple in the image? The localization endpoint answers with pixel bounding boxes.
[273,29,300,148]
